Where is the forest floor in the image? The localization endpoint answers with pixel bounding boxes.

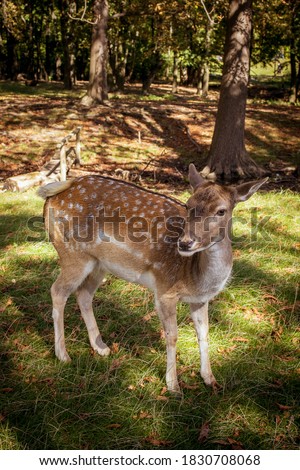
[0,80,299,192]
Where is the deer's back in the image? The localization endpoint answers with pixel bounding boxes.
[44,175,188,290]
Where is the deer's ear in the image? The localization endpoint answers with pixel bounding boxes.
[188,164,205,191]
[234,178,268,203]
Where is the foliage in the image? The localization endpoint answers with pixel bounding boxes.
[0,0,297,98]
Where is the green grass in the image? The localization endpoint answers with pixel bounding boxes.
[0,187,299,450]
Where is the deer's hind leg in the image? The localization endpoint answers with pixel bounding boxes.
[51,257,96,362]
[76,263,110,357]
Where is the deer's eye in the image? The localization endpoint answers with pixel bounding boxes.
[216,209,226,216]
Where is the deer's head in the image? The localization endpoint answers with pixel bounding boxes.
[178,164,268,256]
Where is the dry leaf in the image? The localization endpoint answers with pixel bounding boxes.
[1,388,14,393]
[109,355,127,371]
[213,439,230,446]
[106,423,121,429]
[143,311,156,322]
[227,437,244,450]
[276,403,294,411]
[111,342,119,353]
[180,380,199,390]
[276,415,281,425]
[145,433,172,447]
[198,421,210,443]
[133,410,152,420]
[143,376,157,383]
[156,395,169,401]
[0,297,13,312]
[271,328,283,340]
[232,337,249,343]
[217,345,237,354]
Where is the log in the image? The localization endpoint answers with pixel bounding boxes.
[3,172,46,192]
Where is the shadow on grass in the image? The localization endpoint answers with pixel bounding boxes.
[1,242,299,449]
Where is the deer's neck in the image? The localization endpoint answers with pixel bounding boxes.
[198,238,233,275]
[179,239,233,304]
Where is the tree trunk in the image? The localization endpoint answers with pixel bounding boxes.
[172,51,178,94]
[82,0,109,105]
[110,39,128,92]
[289,0,300,103]
[6,32,18,80]
[59,0,75,90]
[197,19,213,97]
[202,0,264,181]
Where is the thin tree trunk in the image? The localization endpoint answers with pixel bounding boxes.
[202,0,263,181]
[289,0,300,103]
[197,19,213,97]
[59,0,73,90]
[82,0,109,105]
[172,51,178,94]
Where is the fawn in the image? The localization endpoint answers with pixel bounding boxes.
[38,164,267,394]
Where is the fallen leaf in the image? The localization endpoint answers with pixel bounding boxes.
[145,433,172,447]
[227,437,244,450]
[1,388,14,393]
[106,423,121,429]
[213,439,230,446]
[217,345,237,354]
[276,415,281,425]
[276,403,294,411]
[111,342,119,353]
[271,326,284,341]
[143,376,157,383]
[109,355,127,371]
[142,311,156,322]
[156,395,169,401]
[180,380,199,390]
[133,410,152,420]
[198,421,210,443]
[232,337,249,343]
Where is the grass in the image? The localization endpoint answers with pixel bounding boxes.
[0,187,299,450]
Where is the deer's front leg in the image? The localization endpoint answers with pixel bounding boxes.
[155,296,180,395]
[190,302,218,389]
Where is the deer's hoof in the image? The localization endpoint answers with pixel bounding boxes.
[56,351,71,363]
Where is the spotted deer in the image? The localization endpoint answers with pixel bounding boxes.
[38,164,267,394]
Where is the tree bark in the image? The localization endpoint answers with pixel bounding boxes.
[172,51,178,94]
[197,19,213,97]
[202,0,263,181]
[289,0,300,103]
[58,0,75,89]
[82,0,109,105]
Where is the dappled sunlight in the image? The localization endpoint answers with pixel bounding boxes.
[1,123,299,450]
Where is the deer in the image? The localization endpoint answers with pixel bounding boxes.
[38,164,267,395]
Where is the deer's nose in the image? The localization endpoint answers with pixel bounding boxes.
[178,237,196,251]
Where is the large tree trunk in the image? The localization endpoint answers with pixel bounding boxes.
[202,0,263,181]
[82,0,109,105]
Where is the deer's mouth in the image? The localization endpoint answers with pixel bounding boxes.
[178,240,217,256]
